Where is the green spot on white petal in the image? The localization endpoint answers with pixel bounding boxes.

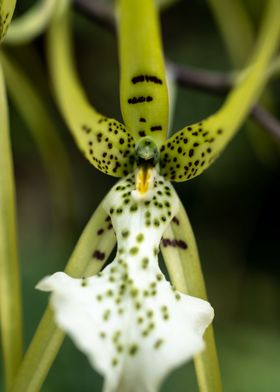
[37,173,214,391]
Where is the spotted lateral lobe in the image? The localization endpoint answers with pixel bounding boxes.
[48,1,136,177]
[78,114,136,177]
[160,115,228,181]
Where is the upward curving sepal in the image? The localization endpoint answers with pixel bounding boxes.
[118,0,169,146]
[47,0,135,177]
[0,0,16,42]
[160,0,280,182]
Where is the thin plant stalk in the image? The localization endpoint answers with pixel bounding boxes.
[207,0,254,67]
[5,0,56,45]
[0,62,22,390]
[0,51,75,225]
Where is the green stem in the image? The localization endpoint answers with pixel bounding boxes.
[10,202,116,392]
[0,63,22,390]
[4,0,56,45]
[207,0,254,67]
[0,50,75,226]
[268,55,280,78]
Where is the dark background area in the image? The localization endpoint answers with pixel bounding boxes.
[1,0,280,391]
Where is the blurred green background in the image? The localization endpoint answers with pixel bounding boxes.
[1,0,280,391]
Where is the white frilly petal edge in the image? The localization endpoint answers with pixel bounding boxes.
[37,271,214,392]
[37,173,214,392]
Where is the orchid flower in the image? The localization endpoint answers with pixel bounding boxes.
[38,168,214,392]
[33,0,280,391]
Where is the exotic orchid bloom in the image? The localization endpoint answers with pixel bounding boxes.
[38,167,214,392]
[34,0,279,391]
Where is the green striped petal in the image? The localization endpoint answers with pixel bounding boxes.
[118,0,169,146]
[0,0,16,42]
[47,0,135,177]
[160,0,280,182]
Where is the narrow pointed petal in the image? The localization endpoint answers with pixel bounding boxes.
[38,173,213,392]
[161,200,222,391]
[118,0,169,145]
[0,0,16,42]
[160,0,280,182]
[47,0,135,177]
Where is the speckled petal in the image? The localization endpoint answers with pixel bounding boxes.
[37,173,214,392]
[159,115,227,181]
[0,0,16,42]
[160,0,280,182]
[47,0,135,177]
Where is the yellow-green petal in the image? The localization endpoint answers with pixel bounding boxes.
[47,0,135,177]
[161,199,222,392]
[160,0,280,182]
[0,0,16,42]
[118,0,169,146]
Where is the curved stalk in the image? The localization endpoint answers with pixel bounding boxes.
[0,51,74,224]
[5,0,56,45]
[207,0,254,67]
[0,62,22,390]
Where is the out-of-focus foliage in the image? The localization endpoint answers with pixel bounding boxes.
[0,1,279,391]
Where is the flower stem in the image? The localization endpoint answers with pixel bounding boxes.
[0,51,75,227]
[0,62,22,390]
[207,0,254,67]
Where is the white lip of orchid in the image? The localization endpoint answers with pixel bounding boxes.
[37,169,214,392]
